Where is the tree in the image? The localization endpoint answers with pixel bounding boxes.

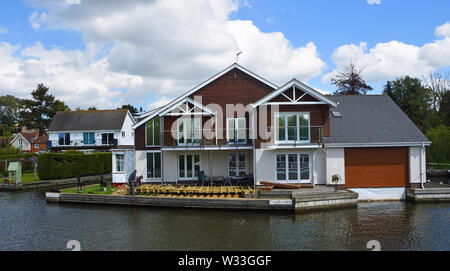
[383,76,433,132]
[440,91,450,126]
[426,125,450,163]
[331,62,373,95]
[118,104,139,114]
[20,83,69,135]
[423,72,450,111]
[0,95,23,136]
[87,106,97,110]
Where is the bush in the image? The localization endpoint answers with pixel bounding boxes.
[38,152,112,180]
[426,125,450,163]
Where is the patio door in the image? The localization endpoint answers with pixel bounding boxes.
[276,153,311,183]
[178,154,200,180]
[228,152,247,177]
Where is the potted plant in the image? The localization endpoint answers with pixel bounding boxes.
[331,174,341,191]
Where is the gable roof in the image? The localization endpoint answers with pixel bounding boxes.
[252,79,338,107]
[133,63,278,129]
[159,97,216,116]
[323,95,430,145]
[11,132,34,144]
[48,109,132,132]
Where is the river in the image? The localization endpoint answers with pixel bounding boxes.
[0,190,449,251]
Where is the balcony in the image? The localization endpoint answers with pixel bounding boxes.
[161,128,253,150]
[258,126,323,147]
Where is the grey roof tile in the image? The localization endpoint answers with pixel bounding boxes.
[324,95,430,144]
[48,110,128,132]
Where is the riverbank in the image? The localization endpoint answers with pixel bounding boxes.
[47,185,359,212]
[0,174,111,191]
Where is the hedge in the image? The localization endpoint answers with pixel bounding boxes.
[38,152,112,180]
[0,153,37,160]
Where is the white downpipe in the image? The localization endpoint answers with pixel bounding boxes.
[420,142,424,189]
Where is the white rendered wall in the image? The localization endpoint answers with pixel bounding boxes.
[119,113,135,146]
[11,136,31,151]
[325,148,345,185]
[255,149,322,185]
[349,188,406,201]
[409,146,426,186]
[313,149,327,185]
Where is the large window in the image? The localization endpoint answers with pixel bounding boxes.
[178,118,201,145]
[275,113,310,142]
[228,152,247,177]
[83,132,95,145]
[58,133,70,146]
[147,152,161,179]
[227,118,246,144]
[276,153,310,183]
[178,154,200,180]
[115,154,124,172]
[101,133,114,145]
[146,117,160,146]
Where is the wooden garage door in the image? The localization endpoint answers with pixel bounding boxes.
[345,147,408,188]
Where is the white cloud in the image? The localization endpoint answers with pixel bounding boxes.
[367,0,381,5]
[322,22,450,83]
[435,22,450,37]
[10,0,326,110]
[0,41,143,109]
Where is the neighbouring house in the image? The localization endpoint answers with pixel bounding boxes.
[128,63,430,200]
[10,130,48,154]
[48,109,136,184]
[48,109,136,153]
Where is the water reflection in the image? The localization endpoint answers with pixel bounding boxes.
[0,191,449,251]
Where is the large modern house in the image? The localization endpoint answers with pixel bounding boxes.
[47,109,136,153]
[124,63,430,200]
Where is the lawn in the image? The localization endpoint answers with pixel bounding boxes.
[62,184,118,195]
[21,172,41,183]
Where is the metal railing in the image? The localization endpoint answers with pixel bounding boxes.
[159,126,323,148]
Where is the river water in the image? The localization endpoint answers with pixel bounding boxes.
[0,190,449,251]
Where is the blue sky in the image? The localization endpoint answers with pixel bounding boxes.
[0,0,449,110]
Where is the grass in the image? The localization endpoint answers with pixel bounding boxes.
[21,172,41,183]
[62,184,118,195]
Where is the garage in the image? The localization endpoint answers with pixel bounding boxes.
[345,147,409,188]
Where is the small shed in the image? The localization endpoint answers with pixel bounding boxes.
[8,162,22,184]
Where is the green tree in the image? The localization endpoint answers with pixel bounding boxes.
[426,125,450,163]
[118,104,139,114]
[383,76,433,132]
[331,62,373,95]
[20,83,69,135]
[0,95,23,136]
[440,91,450,126]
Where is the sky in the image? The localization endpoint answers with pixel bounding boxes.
[0,0,449,111]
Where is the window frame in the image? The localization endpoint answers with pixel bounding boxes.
[177,153,200,180]
[177,118,201,146]
[275,152,311,183]
[226,118,247,144]
[274,112,310,144]
[227,151,248,177]
[83,132,95,145]
[114,153,125,173]
[58,133,71,146]
[145,116,161,147]
[146,151,162,180]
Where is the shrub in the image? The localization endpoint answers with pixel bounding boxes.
[38,152,112,180]
[426,125,450,164]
